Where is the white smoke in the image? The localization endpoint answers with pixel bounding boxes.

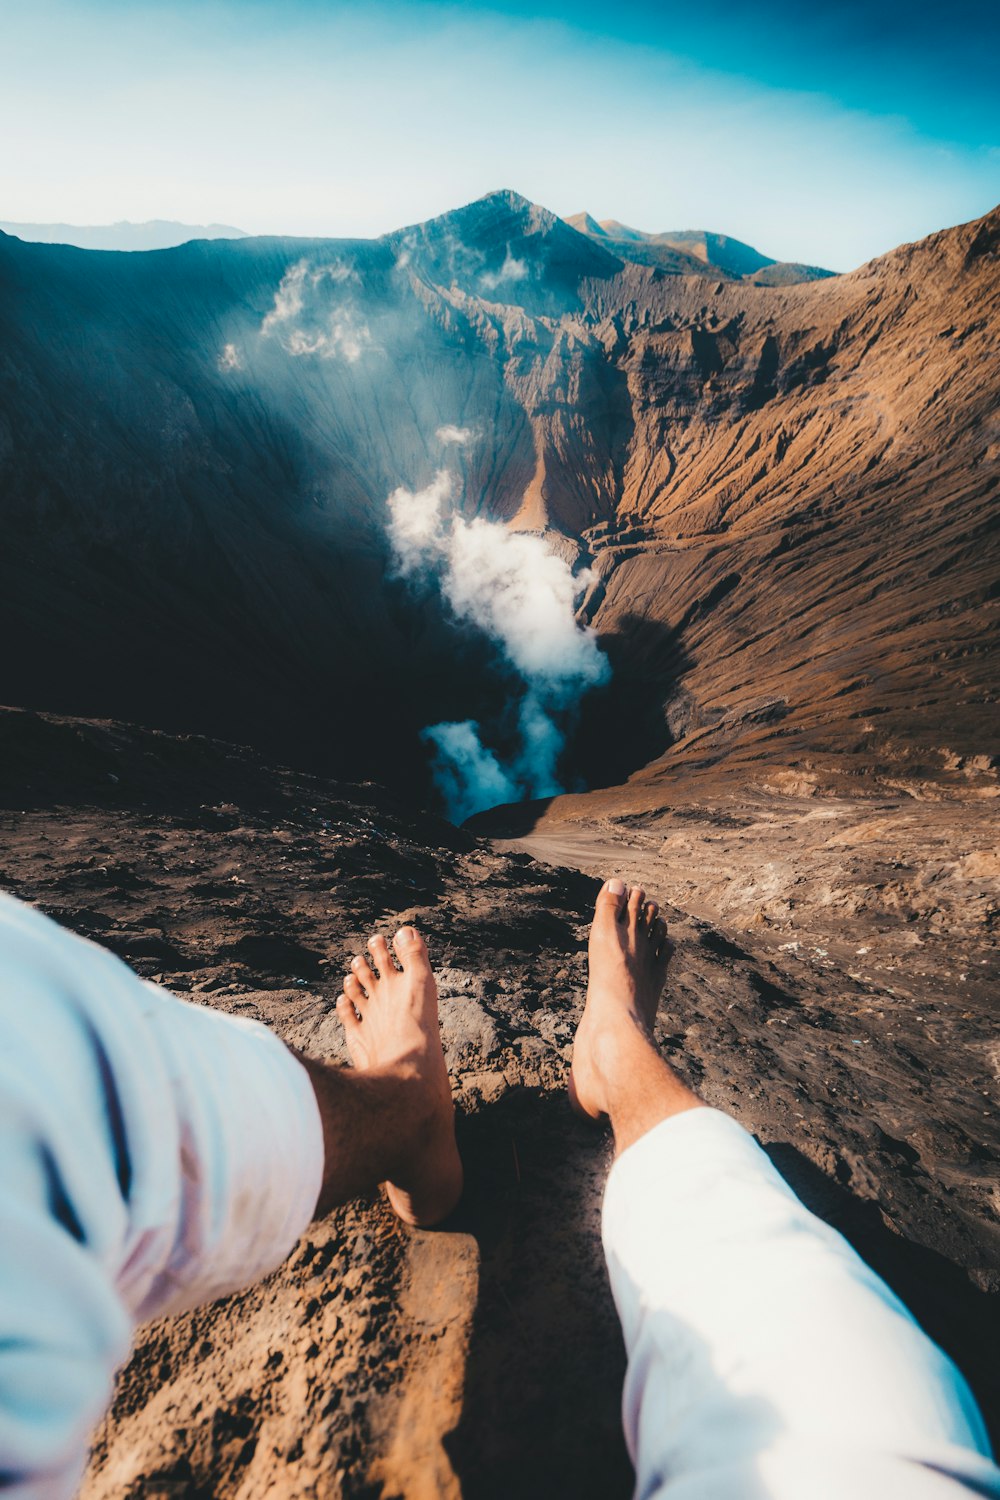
[436,423,475,447]
[422,722,518,824]
[218,343,242,372]
[479,248,529,293]
[388,470,609,821]
[262,259,309,333]
[393,232,416,272]
[262,258,371,361]
[388,469,452,562]
[284,311,371,362]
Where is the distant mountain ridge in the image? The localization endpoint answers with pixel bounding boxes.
[0,185,995,805]
[1,202,829,280]
[0,219,249,251]
[564,210,834,284]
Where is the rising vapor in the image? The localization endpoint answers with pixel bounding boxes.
[262,258,372,361]
[479,248,529,292]
[387,470,609,820]
[436,423,475,446]
[422,721,518,824]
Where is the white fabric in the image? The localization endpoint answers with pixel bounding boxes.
[3,889,998,1500]
[603,1106,1000,1500]
[0,892,324,1500]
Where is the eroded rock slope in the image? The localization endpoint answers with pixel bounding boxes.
[1,192,996,801]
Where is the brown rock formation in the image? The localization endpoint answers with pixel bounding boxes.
[1,191,995,806]
[564,210,835,282]
[0,192,997,1494]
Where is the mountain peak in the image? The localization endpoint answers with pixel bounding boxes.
[385,189,622,303]
[567,213,833,283]
[475,188,539,215]
[564,212,607,238]
[420,189,563,241]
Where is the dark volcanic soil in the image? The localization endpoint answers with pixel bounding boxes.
[1,706,997,1498]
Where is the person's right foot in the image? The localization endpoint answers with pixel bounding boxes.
[570,879,673,1121]
[337,927,462,1227]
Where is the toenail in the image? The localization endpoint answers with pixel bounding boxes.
[351,956,363,969]
[397,926,416,942]
[606,878,626,896]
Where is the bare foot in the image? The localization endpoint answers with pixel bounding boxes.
[337,927,462,1227]
[570,879,674,1121]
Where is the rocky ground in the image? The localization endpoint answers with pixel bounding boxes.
[2,181,998,1499]
[1,704,997,1498]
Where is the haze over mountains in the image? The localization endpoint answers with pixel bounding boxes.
[1,186,995,808]
[2,187,998,1495]
[564,211,835,283]
[1,209,829,276]
[0,218,249,250]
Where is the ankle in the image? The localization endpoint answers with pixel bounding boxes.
[574,1015,649,1114]
[590,998,655,1058]
[603,1041,704,1154]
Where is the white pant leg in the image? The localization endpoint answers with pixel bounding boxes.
[0,892,325,1500]
[602,1107,1000,1500]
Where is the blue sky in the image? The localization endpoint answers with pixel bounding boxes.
[0,0,996,269]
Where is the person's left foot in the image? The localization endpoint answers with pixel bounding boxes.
[338,927,462,1227]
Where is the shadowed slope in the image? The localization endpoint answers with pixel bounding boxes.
[0,194,996,808]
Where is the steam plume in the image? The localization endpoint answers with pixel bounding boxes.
[422,722,518,824]
[262,258,372,361]
[480,247,529,292]
[387,470,609,820]
[436,423,475,446]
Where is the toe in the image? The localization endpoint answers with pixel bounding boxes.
[368,934,396,978]
[349,954,377,995]
[344,972,368,1011]
[337,992,361,1029]
[594,877,628,926]
[627,885,646,930]
[392,925,432,974]
[644,900,659,935]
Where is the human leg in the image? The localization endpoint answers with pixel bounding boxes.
[570,875,702,1146]
[307,924,462,1226]
[574,879,1000,1499]
[0,894,459,1498]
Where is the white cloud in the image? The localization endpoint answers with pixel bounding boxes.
[421,721,518,824]
[218,342,242,372]
[387,469,608,819]
[436,424,475,447]
[262,259,308,335]
[479,248,529,293]
[261,258,370,361]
